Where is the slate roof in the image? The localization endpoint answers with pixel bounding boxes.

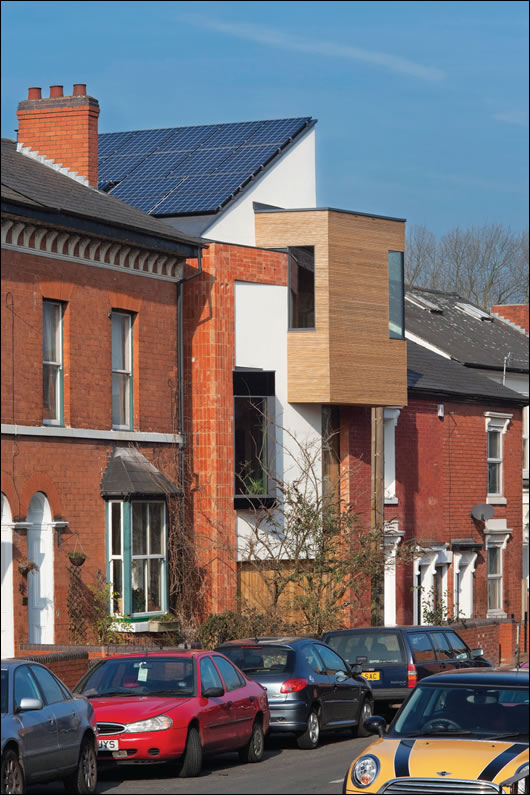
[405,286,528,373]
[1,138,205,256]
[100,447,181,498]
[97,117,316,216]
[407,340,527,405]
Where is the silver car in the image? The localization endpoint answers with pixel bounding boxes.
[1,659,97,794]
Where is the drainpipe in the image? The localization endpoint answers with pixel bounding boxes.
[177,248,203,490]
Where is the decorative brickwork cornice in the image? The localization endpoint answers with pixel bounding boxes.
[1,217,184,281]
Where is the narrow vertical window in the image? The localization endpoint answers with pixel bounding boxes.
[523,406,529,481]
[43,300,63,424]
[487,546,502,612]
[388,251,404,339]
[487,429,502,495]
[109,502,124,615]
[131,502,166,615]
[233,371,275,506]
[288,246,315,329]
[112,311,132,428]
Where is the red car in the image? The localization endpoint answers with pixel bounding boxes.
[73,651,269,777]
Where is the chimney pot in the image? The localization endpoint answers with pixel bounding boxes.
[50,85,64,98]
[73,83,87,96]
[28,87,42,100]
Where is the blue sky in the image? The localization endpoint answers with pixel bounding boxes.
[1,0,528,236]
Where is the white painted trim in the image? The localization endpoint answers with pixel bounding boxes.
[2,243,182,283]
[1,424,182,445]
[486,495,507,505]
[404,331,452,359]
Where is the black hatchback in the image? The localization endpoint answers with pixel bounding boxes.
[216,637,374,749]
[321,626,494,710]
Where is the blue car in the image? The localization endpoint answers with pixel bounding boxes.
[321,626,494,711]
[1,659,97,794]
[216,636,373,749]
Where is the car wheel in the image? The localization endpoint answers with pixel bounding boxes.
[64,736,97,794]
[178,726,202,778]
[238,719,265,764]
[354,697,374,737]
[296,708,320,750]
[1,749,24,795]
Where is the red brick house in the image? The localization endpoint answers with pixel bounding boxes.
[1,85,205,656]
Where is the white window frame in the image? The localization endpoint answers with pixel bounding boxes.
[484,412,512,505]
[453,551,477,619]
[484,519,512,618]
[384,408,401,504]
[111,311,133,430]
[523,405,529,482]
[108,501,124,616]
[42,300,63,426]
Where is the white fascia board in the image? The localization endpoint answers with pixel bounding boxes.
[405,330,452,359]
[1,424,182,444]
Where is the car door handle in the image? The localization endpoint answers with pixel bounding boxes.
[48,719,56,727]
[226,701,233,708]
[249,696,254,703]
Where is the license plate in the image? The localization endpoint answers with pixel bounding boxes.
[98,739,119,751]
[363,672,380,681]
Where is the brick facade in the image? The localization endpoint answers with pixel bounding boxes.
[490,304,529,333]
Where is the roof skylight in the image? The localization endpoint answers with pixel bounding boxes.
[405,294,443,313]
[455,302,493,321]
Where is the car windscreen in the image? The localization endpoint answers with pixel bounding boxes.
[326,632,404,665]
[1,670,7,713]
[75,656,196,698]
[392,683,529,738]
[220,646,295,674]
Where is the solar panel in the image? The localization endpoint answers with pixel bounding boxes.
[245,117,311,145]
[213,144,280,175]
[98,154,147,183]
[201,121,264,149]
[169,147,237,177]
[113,128,177,155]
[98,131,137,161]
[153,174,246,215]
[156,125,221,152]
[110,177,185,213]
[124,151,191,181]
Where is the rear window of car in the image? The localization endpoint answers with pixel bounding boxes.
[326,632,405,665]
[220,646,295,674]
[408,632,435,662]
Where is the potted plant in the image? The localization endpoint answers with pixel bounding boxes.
[149,613,181,633]
[67,550,87,567]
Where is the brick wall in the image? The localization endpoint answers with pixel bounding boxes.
[183,242,288,614]
[454,618,518,665]
[490,304,529,333]
[15,650,90,689]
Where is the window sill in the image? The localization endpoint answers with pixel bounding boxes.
[234,495,276,510]
[486,496,507,505]
[486,609,507,619]
[385,497,399,505]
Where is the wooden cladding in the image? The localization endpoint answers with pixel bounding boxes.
[255,209,408,406]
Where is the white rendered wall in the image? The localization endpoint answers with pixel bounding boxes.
[234,281,321,559]
[163,129,316,246]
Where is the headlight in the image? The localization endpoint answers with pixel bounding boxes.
[352,755,380,788]
[123,715,173,733]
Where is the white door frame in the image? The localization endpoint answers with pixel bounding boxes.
[1,493,15,657]
[27,493,55,645]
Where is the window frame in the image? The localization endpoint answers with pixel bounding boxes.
[233,370,275,508]
[487,544,503,613]
[484,412,512,503]
[388,250,405,340]
[42,299,64,426]
[106,499,167,620]
[111,310,133,430]
[288,245,316,331]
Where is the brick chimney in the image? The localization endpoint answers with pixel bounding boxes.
[16,83,100,187]
[490,304,529,333]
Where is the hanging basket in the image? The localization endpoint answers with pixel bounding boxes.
[68,552,87,567]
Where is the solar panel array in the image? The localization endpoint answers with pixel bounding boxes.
[98,117,313,215]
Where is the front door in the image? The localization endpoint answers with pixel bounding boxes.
[27,525,54,644]
[1,519,14,657]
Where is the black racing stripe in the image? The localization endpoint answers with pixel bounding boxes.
[479,743,528,782]
[394,739,415,777]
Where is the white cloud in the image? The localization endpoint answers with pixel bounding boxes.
[181,16,445,82]
[493,110,529,128]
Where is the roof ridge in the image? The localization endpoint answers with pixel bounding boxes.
[99,116,313,137]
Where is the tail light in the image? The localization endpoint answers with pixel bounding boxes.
[407,664,417,688]
[280,678,308,693]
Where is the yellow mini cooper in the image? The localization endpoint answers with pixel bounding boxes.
[343,668,528,794]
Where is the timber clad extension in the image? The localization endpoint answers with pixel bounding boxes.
[255,208,408,406]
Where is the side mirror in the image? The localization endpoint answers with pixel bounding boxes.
[471,648,484,658]
[17,697,43,712]
[350,664,363,676]
[363,715,386,737]
[202,686,224,698]
[335,671,348,683]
